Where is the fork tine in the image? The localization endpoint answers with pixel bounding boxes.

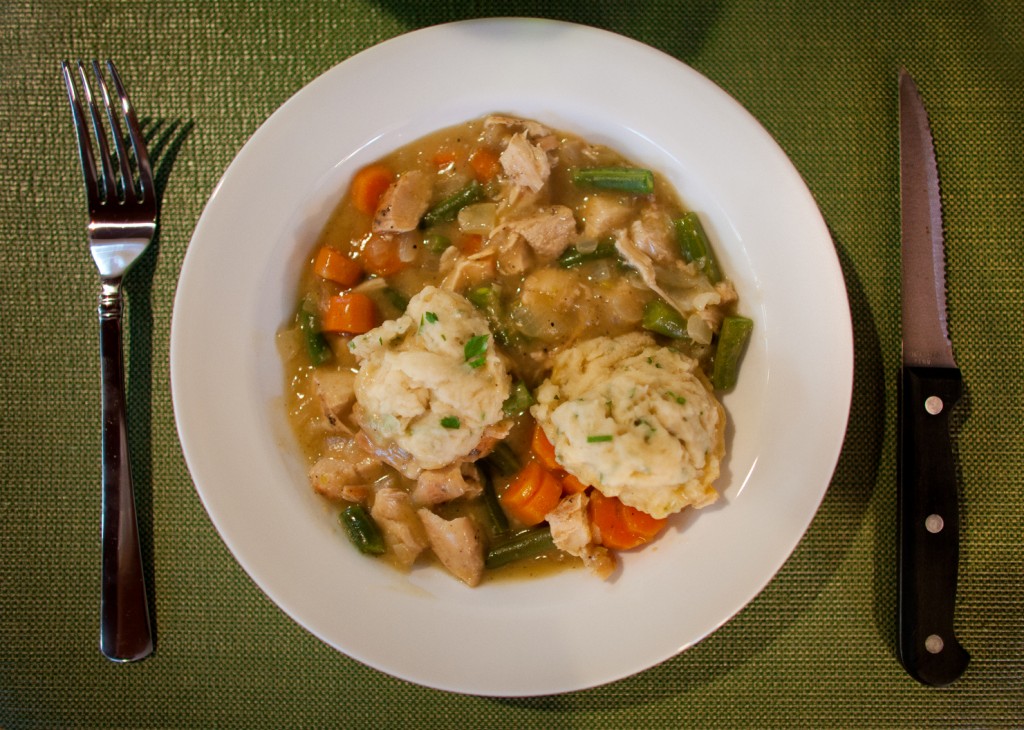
[61,60,101,205]
[75,60,118,205]
[105,61,154,203]
[91,60,139,205]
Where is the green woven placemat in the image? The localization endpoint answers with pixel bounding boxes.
[2,1,1022,727]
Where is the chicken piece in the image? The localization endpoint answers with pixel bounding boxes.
[412,463,484,506]
[500,205,577,259]
[371,487,429,570]
[629,205,676,263]
[308,455,371,503]
[311,369,356,429]
[581,195,634,240]
[500,132,550,192]
[354,420,421,479]
[486,227,534,276]
[417,509,485,587]
[545,492,615,580]
[373,170,432,233]
[484,114,552,140]
[440,249,497,291]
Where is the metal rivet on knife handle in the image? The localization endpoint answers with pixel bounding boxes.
[924,395,944,415]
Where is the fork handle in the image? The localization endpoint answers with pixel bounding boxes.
[98,280,153,662]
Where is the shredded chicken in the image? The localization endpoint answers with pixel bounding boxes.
[545,492,615,580]
[418,509,485,586]
[440,249,497,291]
[496,205,577,259]
[373,170,432,233]
[308,456,371,503]
[371,488,429,570]
[412,463,483,506]
[629,205,676,263]
[311,369,356,430]
[500,132,551,192]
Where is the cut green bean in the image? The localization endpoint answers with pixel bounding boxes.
[674,212,722,284]
[641,298,688,340]
[339,504,385,556]
[557,238,619,268]
[483,441,521,476]
[297,300,332,366]
[571,166,655,194]
[467,285,524,349]
[478,461,510,539]
[485,527,557,569]
[422,180,486,227]
[424,232,451,254]
[502,380,534,418]
[711,316,753,390]
[382,287,408,313]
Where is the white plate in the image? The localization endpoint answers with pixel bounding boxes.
[171,18,852,696]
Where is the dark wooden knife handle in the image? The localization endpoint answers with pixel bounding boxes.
[897,365,969,686]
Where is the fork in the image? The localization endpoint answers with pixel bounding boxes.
[61,60,155,662]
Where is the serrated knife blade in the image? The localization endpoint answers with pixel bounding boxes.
[897,68,969,687]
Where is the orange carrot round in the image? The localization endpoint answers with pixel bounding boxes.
[313,246,364,287]
[587,490,666,550]
[360,235,406,277]
[350,164,395,216]
[456,234,483,255]
[469,147,501,182]
[321,292,378,334]
[500,461,563,527]
[530,423,561,472]
[560,472,589,495]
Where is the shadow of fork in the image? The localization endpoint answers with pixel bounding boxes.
[120,116,194,649]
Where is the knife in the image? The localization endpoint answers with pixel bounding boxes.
[897,69,969,687]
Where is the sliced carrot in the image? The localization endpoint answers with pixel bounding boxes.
[321,292,378,334]
[313,246,364,287]
[360,234,406,277]
[587,490,667,551]
[469,147,501,182]
[530,423,561,472]
[432,149,459,168]
[620,502,668,543]
[350,164,395,216]
[500,461,563,527]
[561,472,590,495]
[456,234,483,255]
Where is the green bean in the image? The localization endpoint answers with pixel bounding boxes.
[485,527,557,569]
[466,284,499,313]
[422,180,485,227]
[711,316,753,390]
[467,285,524,349]
[502,381,534,418]
[641,298,688,339]
[674,212,722,284]
[483,441,521,476]
[557,238,619,268]
[339,504,385,556]
[570,166,655,194]
[477,461,510,539]
[424,232,451,254]
[297,299,332,366]
[382,287,408,313]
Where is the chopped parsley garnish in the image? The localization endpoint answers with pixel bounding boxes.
[440,416,461,429]
[464,334,489,368]
[666,391,687,405]
[424,311,438,323]
[587,434,614,443]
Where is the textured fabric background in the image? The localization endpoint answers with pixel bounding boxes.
[2,1,1022,727]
